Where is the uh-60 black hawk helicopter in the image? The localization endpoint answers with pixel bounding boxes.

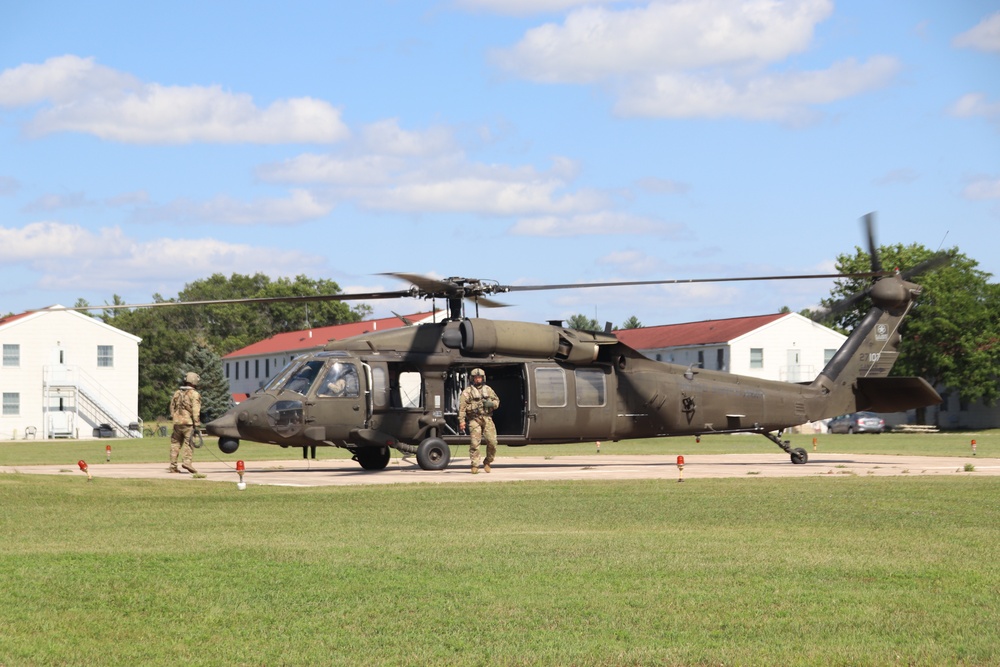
[83,214,947,471]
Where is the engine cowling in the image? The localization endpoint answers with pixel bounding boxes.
[459,319,599,364]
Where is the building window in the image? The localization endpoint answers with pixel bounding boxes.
[225,362,230,379]
[824,349,836,366]
[255,359,260,379]
[265,358,270,377]
[235,363,240,380]
[97,345,114,368]
[2,392,19,416]
[750,348,764,369]
[2,344,19,367]
[245,360,249,379]
[717,348,725,371]
[697,350,704,368]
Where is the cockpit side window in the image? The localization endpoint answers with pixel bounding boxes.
[317,362,360,398]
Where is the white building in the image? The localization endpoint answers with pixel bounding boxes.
[614,313,847,383]
[223,311,439,401]
[0,307,142,440]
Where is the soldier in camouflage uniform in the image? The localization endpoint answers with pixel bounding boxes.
[168,372,202,474]
[458,368,500,474]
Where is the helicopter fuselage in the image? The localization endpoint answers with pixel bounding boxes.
[206,317,838,467]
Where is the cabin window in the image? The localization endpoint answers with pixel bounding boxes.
[534,367,567,408]
[750,348,764,369]
[3,344,19,367]
[97,345,114,368]
[575,368,606,407]
[396,371,423,408]
[2,392,19,416]
[371,367,387,407]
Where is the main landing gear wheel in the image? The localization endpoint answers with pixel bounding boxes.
[355,446,391,470]
[416,437,451,471]
[790,447,808,465]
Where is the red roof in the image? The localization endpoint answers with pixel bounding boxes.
[614,313,788,349]
[0,311,37,327]
[224,311,438,359]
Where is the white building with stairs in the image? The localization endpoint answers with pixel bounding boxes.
[0,306,141,440]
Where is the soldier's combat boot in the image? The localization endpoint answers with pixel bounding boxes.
[471,465,479,474]
[484,462,491,473]
[167,464,179,473]
[182,463,198,474]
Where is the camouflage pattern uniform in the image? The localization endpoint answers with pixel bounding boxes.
[458,369,500,474]
[169,372,202,473]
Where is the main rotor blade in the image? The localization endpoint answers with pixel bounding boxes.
[45,289,416,312]
[504,272,888,294]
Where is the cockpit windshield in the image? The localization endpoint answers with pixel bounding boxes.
[281,360,326,396]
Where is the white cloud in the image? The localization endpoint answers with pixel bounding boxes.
[134,189,332,225]
[0,55,349,144]
[491,0,897,122]
[0,221,126,259]
[873,168,919,187]
[261,137,603,216]
[0,221,326,296]
[962,176,1000,200]
[360,118,458,156]
[949,92,1000,126]
[953,11,1000,53]
[510,211,682,236]
[455,0,628,16]
[493,0,833,83]
[615,55,899,121]
[596,249,666,275]
[0,176,19,196]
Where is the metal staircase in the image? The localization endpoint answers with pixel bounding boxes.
[42,365,141,438]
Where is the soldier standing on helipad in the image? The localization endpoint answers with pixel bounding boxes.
[458,368,500,474]
[168,372,202,474]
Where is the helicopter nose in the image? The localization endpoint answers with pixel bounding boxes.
[206,411,240,439]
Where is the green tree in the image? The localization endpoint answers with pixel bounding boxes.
[620,315,643,329]
[183,343,233,423]
[567,314,600,331]
[95,273,371,420]
[821,243,1000,407]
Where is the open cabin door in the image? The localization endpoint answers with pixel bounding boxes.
[443,364,527,442]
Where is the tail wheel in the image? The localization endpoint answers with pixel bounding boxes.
[416,437,451,471]
[355,446,391,470]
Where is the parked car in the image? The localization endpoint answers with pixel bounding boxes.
[827,412,885,434]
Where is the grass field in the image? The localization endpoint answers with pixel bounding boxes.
[1,429,995,467]
[2,433,998,666]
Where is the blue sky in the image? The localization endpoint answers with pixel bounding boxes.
[1,1,998,329]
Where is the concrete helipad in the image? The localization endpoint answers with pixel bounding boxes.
[3,453,996,487]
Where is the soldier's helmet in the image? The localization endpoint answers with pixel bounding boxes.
[185,372,201,386]
[470,368,486,378]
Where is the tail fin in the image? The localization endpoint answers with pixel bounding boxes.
[811,273,941,417]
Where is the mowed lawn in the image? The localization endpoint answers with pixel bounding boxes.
[1,463,998,665]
